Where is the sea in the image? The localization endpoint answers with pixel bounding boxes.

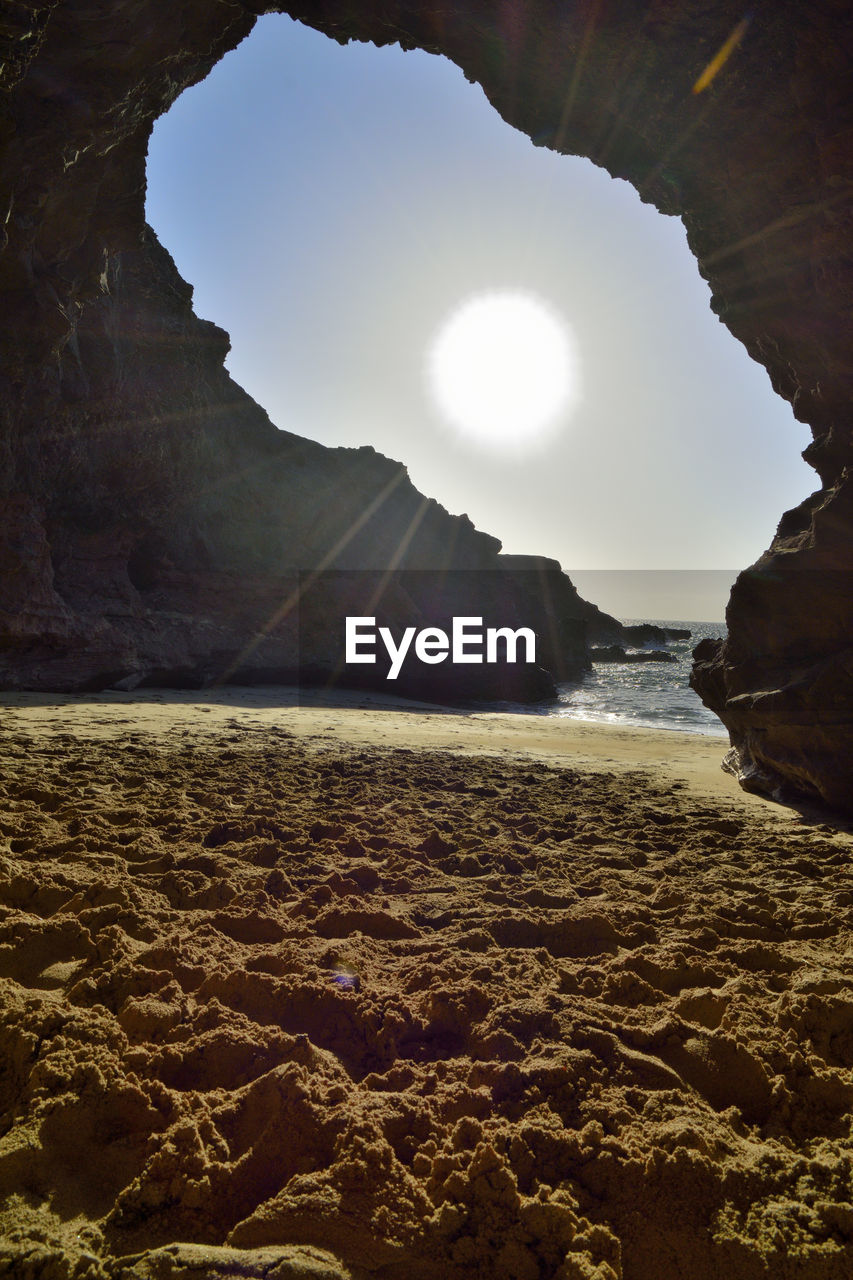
[551,620,728,737]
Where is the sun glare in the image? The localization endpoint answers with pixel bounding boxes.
[427,291,578,455]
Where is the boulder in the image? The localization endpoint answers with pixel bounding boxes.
[591,647,678,665]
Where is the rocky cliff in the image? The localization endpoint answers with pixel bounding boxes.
[1,2,851,808]
[0,215,522,691]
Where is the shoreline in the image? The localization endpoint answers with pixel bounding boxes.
[3,682,753,810]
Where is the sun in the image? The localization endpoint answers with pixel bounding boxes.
[427,290,578,455]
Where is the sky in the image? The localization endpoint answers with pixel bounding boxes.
[145,15,814,623]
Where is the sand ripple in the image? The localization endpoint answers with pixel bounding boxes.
[0,722,851,1279]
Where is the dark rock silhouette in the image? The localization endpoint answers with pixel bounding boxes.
[497,556,690,657]
[296,569,565,703]
[621,624,691,647]
[0,2,850,807]
[591,646,678,665]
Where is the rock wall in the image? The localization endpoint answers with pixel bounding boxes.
[1,2,851,806]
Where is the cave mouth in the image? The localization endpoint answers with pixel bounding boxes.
[3,0,846,806]
[144,13,813,629]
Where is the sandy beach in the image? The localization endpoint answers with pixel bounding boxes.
[1,689,851,1279]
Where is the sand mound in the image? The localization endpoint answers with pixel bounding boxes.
[0,716,851,1279]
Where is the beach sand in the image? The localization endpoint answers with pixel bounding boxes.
[0,688,851,1279]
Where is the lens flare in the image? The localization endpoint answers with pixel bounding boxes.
[692,13,752,95]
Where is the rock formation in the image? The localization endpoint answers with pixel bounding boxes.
[296,568,568,703]
[1,2,851,808]
[591,647,678,665]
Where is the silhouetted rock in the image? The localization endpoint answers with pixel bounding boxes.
[496,556,591,681]
[591,646,678,664]
[623,624,691,646]
[296,569,565,703]
[586,618,692,646]
[691,563,853,811]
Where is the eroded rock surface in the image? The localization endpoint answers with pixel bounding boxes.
[1,2,851,804]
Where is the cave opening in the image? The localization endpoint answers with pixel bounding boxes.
[145,14,814,627]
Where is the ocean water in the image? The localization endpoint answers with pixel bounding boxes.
[553,620,729,737]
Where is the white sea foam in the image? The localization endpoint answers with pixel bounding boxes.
[553,620,728,737]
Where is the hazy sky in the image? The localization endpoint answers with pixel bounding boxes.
[145,15,814,621]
